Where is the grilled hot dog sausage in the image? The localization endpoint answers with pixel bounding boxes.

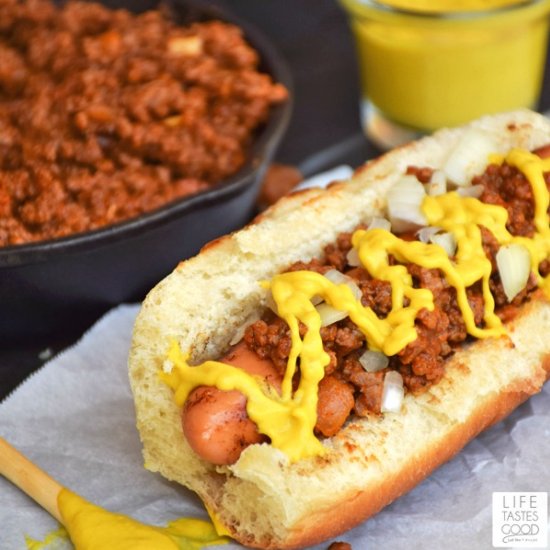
[182,342,281,465]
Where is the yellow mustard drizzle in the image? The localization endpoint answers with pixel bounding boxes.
[57,488,228,550]
[25,527,69,549]
[163,148,550,462]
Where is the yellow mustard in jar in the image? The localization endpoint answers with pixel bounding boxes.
[375,0,530,13]
[339,0,550,131]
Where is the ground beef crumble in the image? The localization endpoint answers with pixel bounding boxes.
[0,0,287,246]
[244,158,550,436]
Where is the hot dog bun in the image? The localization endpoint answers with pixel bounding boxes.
[128,109,550,549]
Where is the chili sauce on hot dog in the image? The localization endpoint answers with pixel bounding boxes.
[161,148,550,463]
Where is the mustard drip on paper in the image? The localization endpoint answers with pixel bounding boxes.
[56,488,228,550]
[25,527,68,549]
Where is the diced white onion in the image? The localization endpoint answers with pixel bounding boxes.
[367,216,392,231]
[162,359,174,374]
[386,176,428,233]
[310,294,324,306]
[229,312,261,345]
[457,184,484,198]
[425,169,447,196]
[315,302,348,327]
[416,226,441,243]
[323,269,362,302]
[348,280,363,302]
[381,371,405,413]
[359,350,389,372]
[429,231,457,257]
[323,268,349,285]
[168,35,203,56]
[346,247,361,267]
[443,128,499,186]
[496,244,531,302]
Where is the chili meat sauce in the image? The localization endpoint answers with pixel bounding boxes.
[0,0,287,246]
[243,158,550,437]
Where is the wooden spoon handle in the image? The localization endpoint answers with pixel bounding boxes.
[0,436,63,523]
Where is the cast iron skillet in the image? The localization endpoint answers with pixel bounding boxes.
[0,0,292,345]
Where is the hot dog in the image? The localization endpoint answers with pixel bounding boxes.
[182,342,280,465]
[129,110,550,549]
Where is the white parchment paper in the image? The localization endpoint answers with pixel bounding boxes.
[1,166,549,549]
[1,304,549,550]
